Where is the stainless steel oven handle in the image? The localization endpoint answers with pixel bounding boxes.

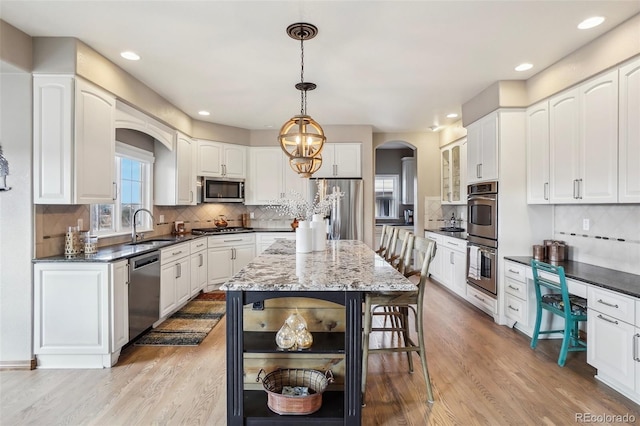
[468,195,496,201]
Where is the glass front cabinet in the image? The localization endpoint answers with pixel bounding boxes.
[441,138,467,205]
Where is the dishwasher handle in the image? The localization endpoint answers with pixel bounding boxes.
[131,252,160,270]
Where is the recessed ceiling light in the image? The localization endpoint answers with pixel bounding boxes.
[120,51,140,61]
[446,113,458,119]
[578,16,605,30]
[198,111,210,116]
[515,63,533,72]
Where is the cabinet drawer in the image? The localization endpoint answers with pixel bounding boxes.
[588,286,635,324]
[504,277,527,300]
[160,242,190,264]
[441,236,466,252]
[424,232,442,243]
[505,294,527,324]
[505,262,526,283]
[208,233,256,248]
[190,237,208,253]
[466,285,496,316]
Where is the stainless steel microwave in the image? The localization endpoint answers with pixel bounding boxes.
[199,177,244,203]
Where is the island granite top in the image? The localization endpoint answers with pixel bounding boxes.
[221,239,417,292]
[505,256,640,299]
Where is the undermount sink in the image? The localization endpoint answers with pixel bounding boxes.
[127,238,176,246]
[439,227,465,232]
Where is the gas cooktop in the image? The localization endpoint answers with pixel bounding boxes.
[191,227,253,235]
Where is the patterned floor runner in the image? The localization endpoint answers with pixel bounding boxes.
[134,297,225,346]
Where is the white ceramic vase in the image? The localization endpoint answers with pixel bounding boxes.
[296,220,312,253]
[311,214,326,251]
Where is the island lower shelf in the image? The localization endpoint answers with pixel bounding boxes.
[243,390,345,425]
[244,331,346,353]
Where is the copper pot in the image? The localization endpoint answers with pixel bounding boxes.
[214,215,228,228]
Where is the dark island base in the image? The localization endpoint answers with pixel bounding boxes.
[243,390,345,425]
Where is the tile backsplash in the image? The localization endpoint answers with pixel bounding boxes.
[423,196,467,230]
[553,204,640,275]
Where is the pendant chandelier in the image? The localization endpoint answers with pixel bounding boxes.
[278,23,326,178]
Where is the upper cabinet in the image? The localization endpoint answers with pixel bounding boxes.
[34,76,116,204]
[195,140,246,179]
[245,147,308,205]
[619,57,640,203]
[466,112,498,184]
[526,101,550,204]
[549,70,618,203]
[401,157,416,205]
[441,139,466,205]
[155,132,196,206]
[314,143,362,178]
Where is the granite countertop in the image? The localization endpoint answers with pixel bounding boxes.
[506,256,640,299]
[424,228,468,240]
[221,240,417,292]
[33,234,203,263]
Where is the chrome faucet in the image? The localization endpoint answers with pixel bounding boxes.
[132,208,154,244]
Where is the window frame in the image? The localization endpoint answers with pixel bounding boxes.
[90,142,154,238]
[375,174,400,219]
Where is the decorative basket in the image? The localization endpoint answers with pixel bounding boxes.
[256,368,334,415]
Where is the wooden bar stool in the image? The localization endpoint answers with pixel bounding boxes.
[375,225,390,257]
[530,259,587,367]
[383,227,399,263]
[362,236,437,404]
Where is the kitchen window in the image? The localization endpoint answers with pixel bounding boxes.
[90,142,154,237]
[375,175,399,219]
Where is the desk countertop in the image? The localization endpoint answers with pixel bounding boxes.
[221,240,416,292]
[505,256,640,299]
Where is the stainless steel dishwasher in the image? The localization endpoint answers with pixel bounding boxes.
[128,251,161,340]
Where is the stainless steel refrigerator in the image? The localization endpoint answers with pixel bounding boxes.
[310,178,364,241]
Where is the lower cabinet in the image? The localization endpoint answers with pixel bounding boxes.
[160,242,191,318]
[425,232,466,298]
[207,234,256,290]
[190,239,208,297]
[504,260,531,333]
[587,286,640,404]
[33,260,128,368]
[466,284,496,317]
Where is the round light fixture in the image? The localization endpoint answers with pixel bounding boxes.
[578,16,605,30]
[120,51,140,61]
[515,63,533,72]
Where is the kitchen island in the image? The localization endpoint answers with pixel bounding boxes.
[221,239,416,425]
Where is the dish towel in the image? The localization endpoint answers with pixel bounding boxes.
[468,246,480,280]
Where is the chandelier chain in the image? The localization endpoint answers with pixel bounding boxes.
[300,32,305,115]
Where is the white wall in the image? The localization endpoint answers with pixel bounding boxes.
[0,71,33,366]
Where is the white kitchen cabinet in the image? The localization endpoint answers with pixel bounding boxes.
[587,286,639,403]
[33,75,116,204]
[526,101,550,204]
[207,234,256,290]
[440,139,466,204]
[245,147,308,205]
[401,157,416,204]
[111,260,129,354]
[424,232,466,297]
[255,232,297,255]
[314,143,362,178]
[33,261,125,368]
[503,260,531,332]
[619,57,640,203]
[190,238,208,297]
[466,112,498,184]
[466,284,496,317]
[160,242,191,318]
[549,70,618,203]
[114,100,174,149]
[196,140,247,179]
[155,132,197,206]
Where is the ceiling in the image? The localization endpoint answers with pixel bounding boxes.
[2,1,639,133]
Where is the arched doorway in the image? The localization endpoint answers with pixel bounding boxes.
[374,140,416,244]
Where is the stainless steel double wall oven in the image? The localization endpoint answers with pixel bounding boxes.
[466,181,498,297]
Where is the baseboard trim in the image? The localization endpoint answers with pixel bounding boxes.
[0,359,36,370]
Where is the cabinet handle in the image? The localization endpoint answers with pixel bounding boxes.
[508,305,519,312]
[473,294,485,303]
[544,182,549,200]
[190,190,193,203]
[508,284,519,291]
[224,239,242,243]
[597,314,618,325]
[476,164,480,179]
[573,179,579,199]
[597,299,619,309]
[176,263,181,279]
[126,262,130,285]
[199,253,204,267]
[172,250,183,256]
[113,182,118,200]
[232,248,236,260]
[508,269,520,275]
[577,178,583,199]
[634,334,640,362]
[449,252,454,264]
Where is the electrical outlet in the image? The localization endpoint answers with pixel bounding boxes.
[159,214,165,223]
[77,218,83,230]
[582,218,590,231]
[250,212,255,219]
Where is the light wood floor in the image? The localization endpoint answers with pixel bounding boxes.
[2,281,640,425]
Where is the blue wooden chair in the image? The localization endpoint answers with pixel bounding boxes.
[530,259,587,367]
